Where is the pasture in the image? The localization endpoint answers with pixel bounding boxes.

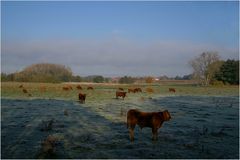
[1,82,239,158]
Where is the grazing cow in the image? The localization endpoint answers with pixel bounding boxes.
[87,86,94,90]
[63,85,73,91]
[146,88,154,93]
[134,88,142,93]
[22,88,28,93]
[127,109,171,141]
[128,88,135,93]
[78,93,86,103]
[116,91,127,100]
[76,85,82,90]
[169,88,176,93]
[62,86,69,91]
[118,87,124,91]
[19,84,23,88]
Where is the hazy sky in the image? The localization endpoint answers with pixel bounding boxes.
[1,1,239,77]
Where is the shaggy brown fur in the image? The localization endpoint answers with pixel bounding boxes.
[127,109,171,141]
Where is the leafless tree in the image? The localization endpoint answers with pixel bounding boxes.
[189,52,221,86]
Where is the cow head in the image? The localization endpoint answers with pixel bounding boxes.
[161,110,171,121]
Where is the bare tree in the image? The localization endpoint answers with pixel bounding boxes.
[189,52,221,86]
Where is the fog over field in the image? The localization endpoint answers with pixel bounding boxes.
[2,38,238,77]
[2,1,238,77]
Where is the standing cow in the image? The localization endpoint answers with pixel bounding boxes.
[169,88,176,93]
[78,93,86,104]
[116,91,127,100]
[127,109,171,141]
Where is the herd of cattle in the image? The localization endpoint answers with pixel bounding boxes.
[17,83,174,141]
[18,84,177,104]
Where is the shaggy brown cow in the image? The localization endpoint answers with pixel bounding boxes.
[87,86,94,90]
[76,85,82,90]
[169,88,176,93]
[78,93,86,103]
[116,91,127,100]
[127,109,171,141]
[19,84,23,88]
[128,88,135,93]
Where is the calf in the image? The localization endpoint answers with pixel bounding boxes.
[78,93,86,104]
[116,91,127,100]
[127,109,171,141]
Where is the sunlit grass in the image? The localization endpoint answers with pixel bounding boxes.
[1,82,238,101]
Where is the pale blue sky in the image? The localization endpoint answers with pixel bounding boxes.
[1,1,239,77]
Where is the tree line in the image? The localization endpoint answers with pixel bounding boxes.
[1,55,239,85]
[1,63,110,83]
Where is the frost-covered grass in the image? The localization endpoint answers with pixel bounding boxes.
[1,96,239,159]
[1,82,239,158]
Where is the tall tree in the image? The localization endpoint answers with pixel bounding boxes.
[215,59,239,85]
[189,52,221,86]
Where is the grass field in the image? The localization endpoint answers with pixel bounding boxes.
[1,82,239,158]
[1,81,239,100]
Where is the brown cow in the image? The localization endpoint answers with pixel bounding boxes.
[116,91,127,100]
[63,85,73,91]
[22,88,28,93]
[68,85,73,90]
[39,86,46,92]
[146,88,154,93]
[62,86,69,91]
[128,88,135,93]
[134,88,142,93]
[76,85,82,90]
[127,109,171,141]
[87,86,94,90]
[78,93,86,103]
[118,87,124,91]
[19,84,23,88]
[169,88,176,93]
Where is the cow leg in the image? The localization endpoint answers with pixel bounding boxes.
[152,128,158,141]
[129,126,135,142]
